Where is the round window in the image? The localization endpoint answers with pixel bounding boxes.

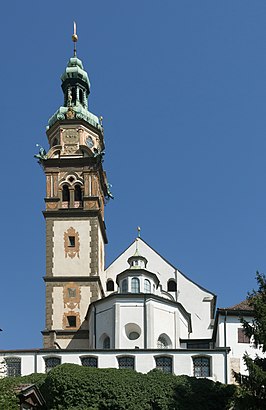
[128,331,140,340]
[125,323,142,340]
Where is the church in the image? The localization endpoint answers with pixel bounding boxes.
[0,29,261,384]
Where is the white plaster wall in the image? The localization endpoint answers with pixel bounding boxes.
[90,296,190,350]
[179,310,190,339]
[152,302,177,348]
[80,287,93,326]
[0,350,227,383]
[94,299,115,348]
[52,287,64,329]
[53,220,91,276]
[98,225,105,276]
[217,315,265,376]
[118,304,144,349]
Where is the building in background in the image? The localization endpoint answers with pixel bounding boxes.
[0,30,262,383]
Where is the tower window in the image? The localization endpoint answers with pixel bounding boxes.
[66,316,77,328]
[74,185,82,201]
[167,280,177,292]
[68,288,76,298]
[131,277,140,293]
[68,236,75,247]
[71,87,76,104]
[106,279,114,292]
[5,357,21,377]
[79,89,83,104]
[62,185,70,202]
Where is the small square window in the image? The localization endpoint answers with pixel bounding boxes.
[238,328,250,343]
[68,288,76,298]
[81,357,98,367]
[67,316,76,327]
[5,358,21,377]
[68,236,75,247]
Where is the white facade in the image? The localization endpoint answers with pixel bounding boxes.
[0,237,263,383]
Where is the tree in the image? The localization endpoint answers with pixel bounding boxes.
[233,272,266,409]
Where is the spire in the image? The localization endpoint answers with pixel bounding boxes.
[72,21,78,57]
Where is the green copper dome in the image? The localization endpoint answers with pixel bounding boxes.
[47,55,102,132]
[61,57,90,90]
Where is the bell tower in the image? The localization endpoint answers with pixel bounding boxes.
[41,25,110,349]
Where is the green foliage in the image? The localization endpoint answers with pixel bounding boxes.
[233,272,266,409]
[241,271,266,351]
[40,364,234,410]
[0,365,235,410]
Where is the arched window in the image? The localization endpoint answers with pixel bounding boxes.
[157,334,172,349]
[131,277,140,293]
[74,185,82,202]
[193,356,211,378]
[80,356,98,368]
[118,356,135,370]
[155,356,172,374]
[121,279,128,293]
[62,184,70,202]
[5,357,21,377]
[106,279,114,292]
[103,336,110,349]
[144,279,151,293]
[79,89,83,104]
[71,87,77,104]
[167,280,177,292]
[44,357,61,373]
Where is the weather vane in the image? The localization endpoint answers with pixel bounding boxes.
[72,21,78,57]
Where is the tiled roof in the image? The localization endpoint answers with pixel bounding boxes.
[223,299,253,311]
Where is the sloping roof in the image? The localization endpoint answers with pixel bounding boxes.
[222,299,253,312]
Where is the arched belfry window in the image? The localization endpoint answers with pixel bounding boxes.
[79,89,83,104]
[167,280,177,292]
[71,87,77,105]
[131,277,140,293]
[74,185,82,202]
[106,280,114,292]
[62,185,70,202]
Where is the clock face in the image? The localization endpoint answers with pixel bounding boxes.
[85,136,94,148]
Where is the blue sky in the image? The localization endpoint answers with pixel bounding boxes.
[1,0,266,349]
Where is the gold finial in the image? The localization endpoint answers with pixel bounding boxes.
[72,21,78,56]
[137,226,141,238]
